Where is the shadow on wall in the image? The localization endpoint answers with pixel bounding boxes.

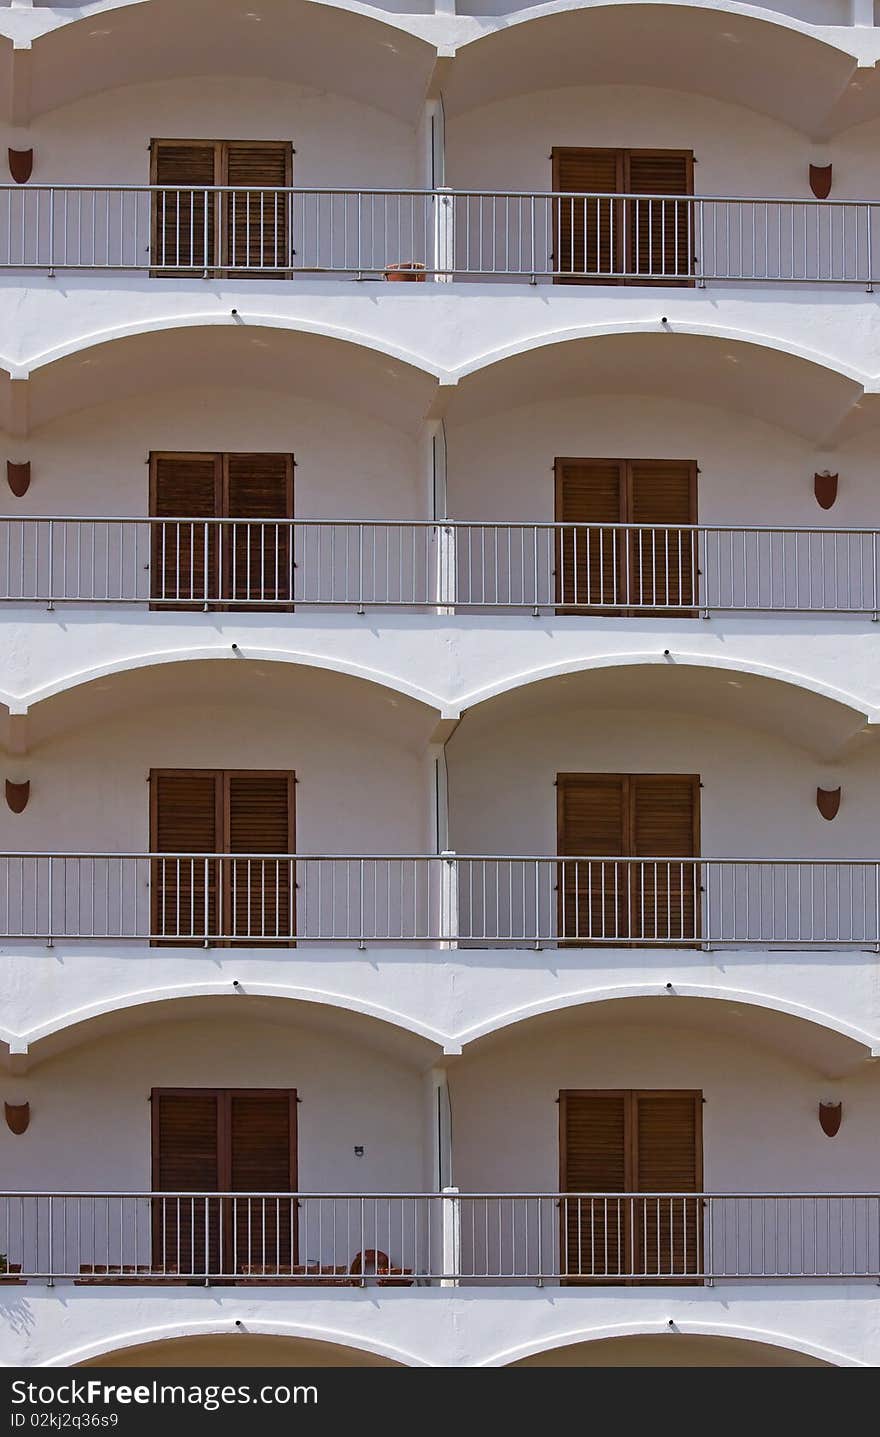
[509,1334,833,1367]
[78,1333,405,1368]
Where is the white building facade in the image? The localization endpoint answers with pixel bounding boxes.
[1,0,880,1369]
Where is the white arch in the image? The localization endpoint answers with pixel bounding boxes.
[15,313,447,386]
[7,983,455,1060]
[5,647,455,720]
[482,1318,857,1367]
[452,0,862,58]
[455,651,874,724]
[453,982,879,1055]
[452,320,873,389]
[43,1317,428,1370]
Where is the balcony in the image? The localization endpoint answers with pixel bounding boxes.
[3,518,879,614]
[3,1191,877,1285]
[3,854,880,949]
[1,187,878,286]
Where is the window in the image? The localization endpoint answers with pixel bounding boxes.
[152,1088,297,1275]
[150,769,295,946]
[556,773,700,943]
[150,140,292,276]
[555,457,697,613]
[560,1089,703,1281]
[551,147,694,284]
[150,452,294,609]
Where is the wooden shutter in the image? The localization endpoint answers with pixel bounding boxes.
[633,1091,702,1278]
[560,1090,702,1282]
[560,1091,627,1279]
[224,454,294,606]
[229,1091,297,1272]
[552,148,621,282]
[150,454,221,608]
[626,150,693,282]
[631,775,699,943]
[151,770,220,944]
[225,142,291,276]
[225,772,295,944]
[628,460,696,612]
[555,458,625,611]
[557,775,628,942]
[151,141,218,274]
[152,1090,221,1274]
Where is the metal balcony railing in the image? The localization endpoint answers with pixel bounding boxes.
[2,1193,878,1283]
[3,855,880,948]
[0,186,878,284]
[3,518,879,613]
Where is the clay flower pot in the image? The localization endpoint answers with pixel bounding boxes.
[384,261,426,283]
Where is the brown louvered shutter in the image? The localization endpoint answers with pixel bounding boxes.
[150,454,220,608]
[225,141,291,276]
[633,1091,702,1278]
[226,772,294,943]
[557,775,628,942]
[552,148,621,282]
[151,770,220,945]
[560,1091,627,1280]
[151,142,218,273]
[626,150,693,281]
[631,775,699,943]
[628,460,696,612]
[152,1091,222,1274]
[230,1092,297,1272]
[555,459,624,611]
[224,454,294,606]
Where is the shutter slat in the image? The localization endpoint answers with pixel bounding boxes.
[227,773,293,942]
[153,1092,221,1274]
[552,148,619,280]
[562,1093,627,1279]
[634,1093,702,1277]
[626,151,693,280]
[557,776,628,942]
[152,142,217,273]
[556,459,624,611]
[629,459,696,611]
[225,141,291,276]
[225,454,293,605]
[151,455,219,607]
[151,771,219,944]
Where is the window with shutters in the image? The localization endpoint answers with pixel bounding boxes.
[555,457,697,614]
[556,773,700,944]
[151,1088,297,1275]
[150,140,292,276]
[559,1089,703,1282]
[149,452,294,609]
[150,769,295,946]
[551,148,694,284]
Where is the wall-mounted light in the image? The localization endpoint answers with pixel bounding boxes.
[818,1101,842,1137]
[809,164,832,200]
[6,462,31,498]
[4,1102,29,1135]
[5,780,30,814]
[816,787,841,821]
[7,149,33,185]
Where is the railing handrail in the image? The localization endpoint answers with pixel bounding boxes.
[0,852,878,863]
[1,1189,876,1199]
[0,184,878,207]
[6,516,880,537]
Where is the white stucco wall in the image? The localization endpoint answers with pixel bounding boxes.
[450,1017,880,1190]
[446,700,880,858]
[446,85,880,195]
[0,1015,427,1194]
[4,77,417,190]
